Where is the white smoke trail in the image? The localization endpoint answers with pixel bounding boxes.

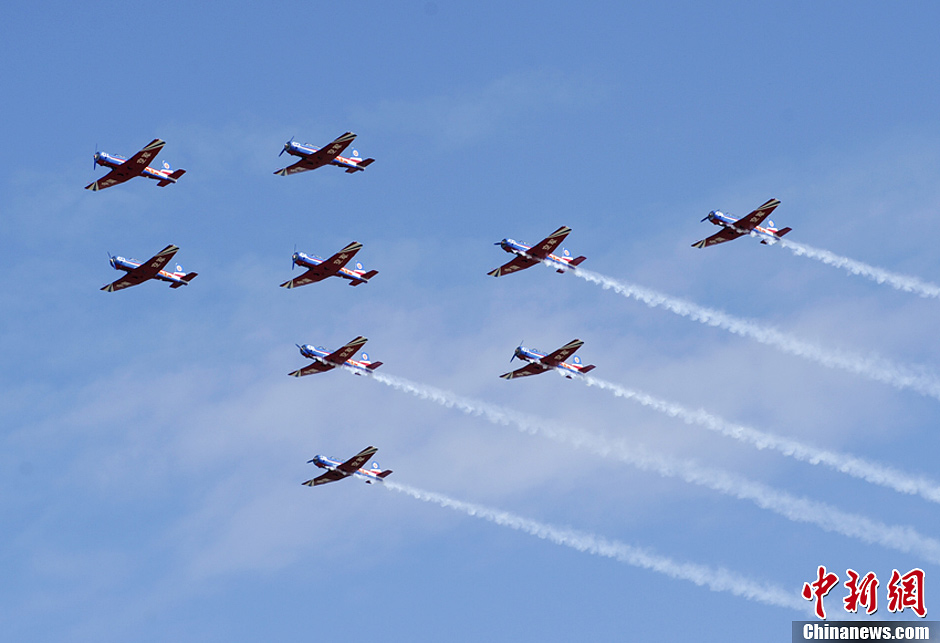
[370,372,940,563]
[567,265,940,402]
[779,238,940,299]
[581,375,940,504]
[386,481,808,613]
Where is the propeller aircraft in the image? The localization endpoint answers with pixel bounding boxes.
[101,244,197,292]
[274,131,375,176]
[279,242,378,289]
[302,446,393,487]
[691,198,792,248]
[289,336,383,377]
[499,339,596,380]
[85,139,185,191]
[488,226,586,277]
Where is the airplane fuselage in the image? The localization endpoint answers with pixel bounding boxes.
[109,256,190,287]
[293,251,372,284]
[497,239,581,272]
[94,151,180,183]
[513,346,589,378]
[704,210,786,245]
[309,455,388,484]
[283,141,368,172]
[298,344,379,375]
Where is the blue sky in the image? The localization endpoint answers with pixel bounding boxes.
[4,2,940,640]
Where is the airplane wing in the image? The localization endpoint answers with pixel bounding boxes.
[337,446,378,474]
[302,470,347,486]
[539,339,584,366]
[289,361,336,377]
[487,254,539,277]
[734,198,781,232]
[279,242,363,289]
[499,363,547,380]
[691,227,743,249]
[85,139,166,191]
[274,132,357,176]
[101,244,179,292]
[322,336,368,365]
[525,226,572,260]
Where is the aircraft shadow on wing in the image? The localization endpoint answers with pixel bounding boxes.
[289,336,383,377]
[274,131,375,177]
[101,245,198,292]
[488,225,586,277]
[499,339,596,380]
[302,446,393,487]
[86,139,185,191]
[691,198,792,248]
[279,242,378,289]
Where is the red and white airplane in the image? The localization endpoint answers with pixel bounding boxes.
[274,131,375,176]
[691,198,792,248]
[488,226,586,277]
[289,336,383,377]
[302,446,392,487]
[86,139,185,191]
[500,339,596,380]
[101,244,197,292]
[279,242,378,289]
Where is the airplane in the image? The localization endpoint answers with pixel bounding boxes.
[289,336,383,377]
[101,244,198,292]
[85,139,186,191]
[488,225,586,277]
[279,242,378,289]
[302,446,393,487]
[274,131,375,176]
[691,198,792,248]
[499,339,596,380]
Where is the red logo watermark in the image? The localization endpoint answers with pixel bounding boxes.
[802,566,925,619]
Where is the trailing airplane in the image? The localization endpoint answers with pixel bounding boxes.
[279,242,378,289]
[302,446,393,487]
[500,339,596,380]
[289,336,383,377]
[488,225,586,277]
[101,244,197,292]
[85,139,185,191]
[691,198,792,248]
[274,131,375,176]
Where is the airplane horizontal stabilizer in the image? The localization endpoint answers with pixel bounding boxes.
[358,158,375,167]
[366,361,383,371]
[579,364,596,374]
[377,470,393,479]
[350,269,378,285]
[776,227,792,237]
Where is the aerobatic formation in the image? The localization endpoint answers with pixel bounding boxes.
[88,131,940,614]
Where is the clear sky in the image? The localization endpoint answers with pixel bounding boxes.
[3,2,940,640]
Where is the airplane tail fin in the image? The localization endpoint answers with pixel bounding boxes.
[557,255,587,273]
[157,169,186,187]
[350,269,378,286]
[169,272,198,289]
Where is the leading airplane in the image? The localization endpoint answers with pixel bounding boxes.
[500,339,596,380]
[302,446,393,487]
[101,244,198,292]
[85,139,186,191]
[488,226,586,277]
[274,131,375,176]
[691,198,792,248]
[289,336,383,377]
[279,242,378,289]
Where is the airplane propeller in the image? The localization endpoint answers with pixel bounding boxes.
[279,136,294,157]
[93,144,99,171]
[700,214,709,222]
[291,244,297,271]
[510,341,524,362]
